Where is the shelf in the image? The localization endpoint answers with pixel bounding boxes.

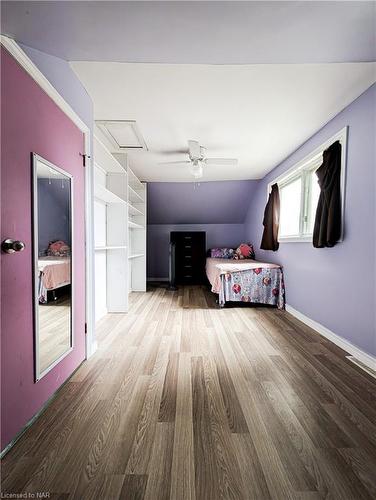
[128,203,144,217]
[128,220,144,229]
[128,185,144,203]
[128,178,144,191]
[129,180,143,191]
[128,253,145,260]
[94,138,146,312]
[95,246,127,251]
[128,167,144,190]
[95,184,126,204]
[94,135,125,173]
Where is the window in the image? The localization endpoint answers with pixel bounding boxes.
[279,176,302,237]
[307,169,321,234]
[278,157,321,240]
[269,127,347,242]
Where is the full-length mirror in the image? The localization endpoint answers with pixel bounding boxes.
[32,154,73,381]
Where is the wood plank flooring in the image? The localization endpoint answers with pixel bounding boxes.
[39,297,71,373]
[2,284,376,499]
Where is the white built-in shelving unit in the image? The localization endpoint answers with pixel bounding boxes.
[126,167,147,292]
[93,132,146,321]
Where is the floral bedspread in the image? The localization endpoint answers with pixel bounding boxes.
[219,266,285,309]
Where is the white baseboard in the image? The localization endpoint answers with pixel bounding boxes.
[285,304,376,372]
[147,277,169,282]
[107,306,129,313]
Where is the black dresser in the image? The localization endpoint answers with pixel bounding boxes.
[170,231,206,285]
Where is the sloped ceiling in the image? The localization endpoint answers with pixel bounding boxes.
[2,1,375,64]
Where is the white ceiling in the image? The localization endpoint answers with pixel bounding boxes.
[2,1,375,64]
[71,61,376,181]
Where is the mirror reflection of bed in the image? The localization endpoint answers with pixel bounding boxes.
[34,156,73,377]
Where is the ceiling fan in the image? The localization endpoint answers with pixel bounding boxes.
[158,140,238,179]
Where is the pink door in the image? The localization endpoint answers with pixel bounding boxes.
[1,47,86,452]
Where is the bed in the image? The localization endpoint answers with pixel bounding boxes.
[38,257,71,303]
[206,257,285,309]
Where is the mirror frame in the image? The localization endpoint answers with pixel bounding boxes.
[32,153,74,382]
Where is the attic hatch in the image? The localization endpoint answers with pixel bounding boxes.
[96,120,148,152]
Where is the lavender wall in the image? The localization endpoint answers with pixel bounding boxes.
[147,181,256,278]
[148,223,245,279]
[38,179,71,254]
[148,180,257,224]
[19,43,93,131]
[245,84,376,356]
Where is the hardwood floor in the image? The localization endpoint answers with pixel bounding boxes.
[39,297,71,373]
[2,284,376,499]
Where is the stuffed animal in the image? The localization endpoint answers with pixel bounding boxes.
[233,243,255,260]
[47,240,70,257]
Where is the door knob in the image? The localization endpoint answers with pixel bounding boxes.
[1,239,26,254]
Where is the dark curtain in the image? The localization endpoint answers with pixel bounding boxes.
[313,141,342,248]
[261,183,280,251]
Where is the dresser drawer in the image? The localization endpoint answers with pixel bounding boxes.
[171,231,206,285]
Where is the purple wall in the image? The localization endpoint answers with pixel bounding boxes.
[244,84,376,356]
[148,180,257,224]
[147,180,256,277]
[1,47,86,450]
[19,43,93,132]
[148,223,245,279]
[38,179,71,254]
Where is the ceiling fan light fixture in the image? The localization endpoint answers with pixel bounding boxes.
[190,160,203,179]
[158,139,238,179]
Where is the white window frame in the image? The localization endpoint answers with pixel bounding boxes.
[268,126,348,243]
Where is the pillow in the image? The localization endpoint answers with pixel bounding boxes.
[233,243,255,260]
[210,247,235,259]
[47,240,70,257]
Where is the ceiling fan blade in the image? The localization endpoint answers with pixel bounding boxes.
[158,161,191,166]
[157,149,188,155]
[204,158,238,166]
[188,140,201,158]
